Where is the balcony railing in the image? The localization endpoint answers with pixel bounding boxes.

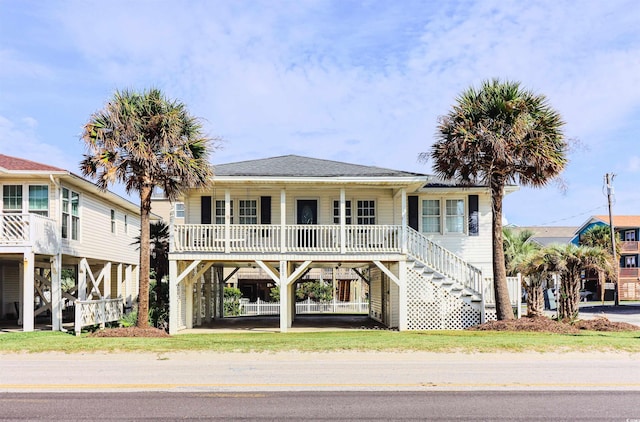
[619,267,640,279]
[172,224,401,254]
[621,241,639,253]
[0,213,60,254]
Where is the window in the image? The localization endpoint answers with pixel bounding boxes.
[333,200,352,224]
[625,230,636,241]
[62,188,80,240]
[28,186,49,216]
[238,200,257,224]
[2,185,22,212]
[445,199,465,233]
[215,200,234,224]
[175,202,185,219]
[111,210,116,233]
[421,199,441,233]
[356,200,375,225]
[625,256,637,268]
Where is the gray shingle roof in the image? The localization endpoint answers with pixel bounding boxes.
[214,155,427,178]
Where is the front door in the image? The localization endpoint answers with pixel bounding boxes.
[297,200,317,247]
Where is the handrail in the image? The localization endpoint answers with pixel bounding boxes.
[405,227,483,294]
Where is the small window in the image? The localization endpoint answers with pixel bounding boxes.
[2,185,23,212]
[175,202,185,219]
[238,200,257,224]
[445,199,465,233]
[215,200,234,224]
[625,256,637,268]
[333,200,352,224]
[356,200,375,225]
[111,210,116,233]
[71,191,79,240]
[625,230,636,242]
[124,214,128,234]
[28,186,49,216]
[421,199,441,233]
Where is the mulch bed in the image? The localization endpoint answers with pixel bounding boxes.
[469,315,640,333]
[87,327,169,338]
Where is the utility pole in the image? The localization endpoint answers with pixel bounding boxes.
[605,173,619,306]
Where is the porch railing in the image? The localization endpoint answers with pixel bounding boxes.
[225,298,369,316]
[74,298,124,336]
[173,224,400,253]
[406,227,483,294]
[619,267,640,278]
[621,241,639,253]
[0,213,59,254]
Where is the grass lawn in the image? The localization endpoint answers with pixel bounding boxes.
[1,329,639,354]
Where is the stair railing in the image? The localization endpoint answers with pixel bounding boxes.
[405,227,483,294]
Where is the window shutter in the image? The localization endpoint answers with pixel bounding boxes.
[201,196,212,224]
[260,196,271,224]
[408,196,418,231]
[468,195,479,236]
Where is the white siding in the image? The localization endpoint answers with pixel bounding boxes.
[186,186,399,225]
[416,192,494,279]
[0,263,20,319]
[368,267,383,323]
[61,189,139,265]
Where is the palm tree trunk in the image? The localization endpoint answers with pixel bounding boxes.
[526,284,544,317]
[137,185,152,328]
[491,182,515,320]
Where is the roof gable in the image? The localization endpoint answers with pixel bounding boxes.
[0,154,66,172]
[214,155,427,178]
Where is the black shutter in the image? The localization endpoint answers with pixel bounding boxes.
[468,195,479,236]
[260,196,271,224]
[201,196,212,224]
[408,196,419,231]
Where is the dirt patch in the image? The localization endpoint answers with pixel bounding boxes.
[574,317,640,332]
[88,327,169,338]
[469,315,640,333]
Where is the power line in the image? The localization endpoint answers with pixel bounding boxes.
[536,204,608,226]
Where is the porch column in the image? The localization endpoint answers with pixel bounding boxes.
[186,278,194,329]
[398,259,408,331]
[195,274,202,327]
[116,263,123,300]
[22,251,35,332]
[50,254,62,331]
[224,190,231,254]
[168,259,178,334]
[280,189,286,253]
[400,188,407,253]
[78,258,87,301]
[279,260,290,332]
[125,265,133,307]
[340,188,346,254]
[204,268,212,323]
[103,262,112,299]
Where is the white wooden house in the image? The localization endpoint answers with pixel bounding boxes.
[169,155,506,333]
[0,154,140,332]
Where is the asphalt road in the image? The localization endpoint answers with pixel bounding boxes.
[1,351,639,392]
[1,391,639,421]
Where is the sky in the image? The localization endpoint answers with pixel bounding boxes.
[1,0,639,227]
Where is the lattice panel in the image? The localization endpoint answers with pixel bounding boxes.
[484,308,497,322]
[406,268,481,330]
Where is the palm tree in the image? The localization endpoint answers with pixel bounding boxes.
[81,88,215,328]
[133,221,170,309]
[503,227,539,276]
[421,79,568,320]
[544,244,614,320]
[518,247,559,317]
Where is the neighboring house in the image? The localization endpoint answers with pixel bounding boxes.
[168,155,513,334]
[0,154,141,332]
[511,226,577,247]
[573,215,640,301]
[151,187,185,225]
